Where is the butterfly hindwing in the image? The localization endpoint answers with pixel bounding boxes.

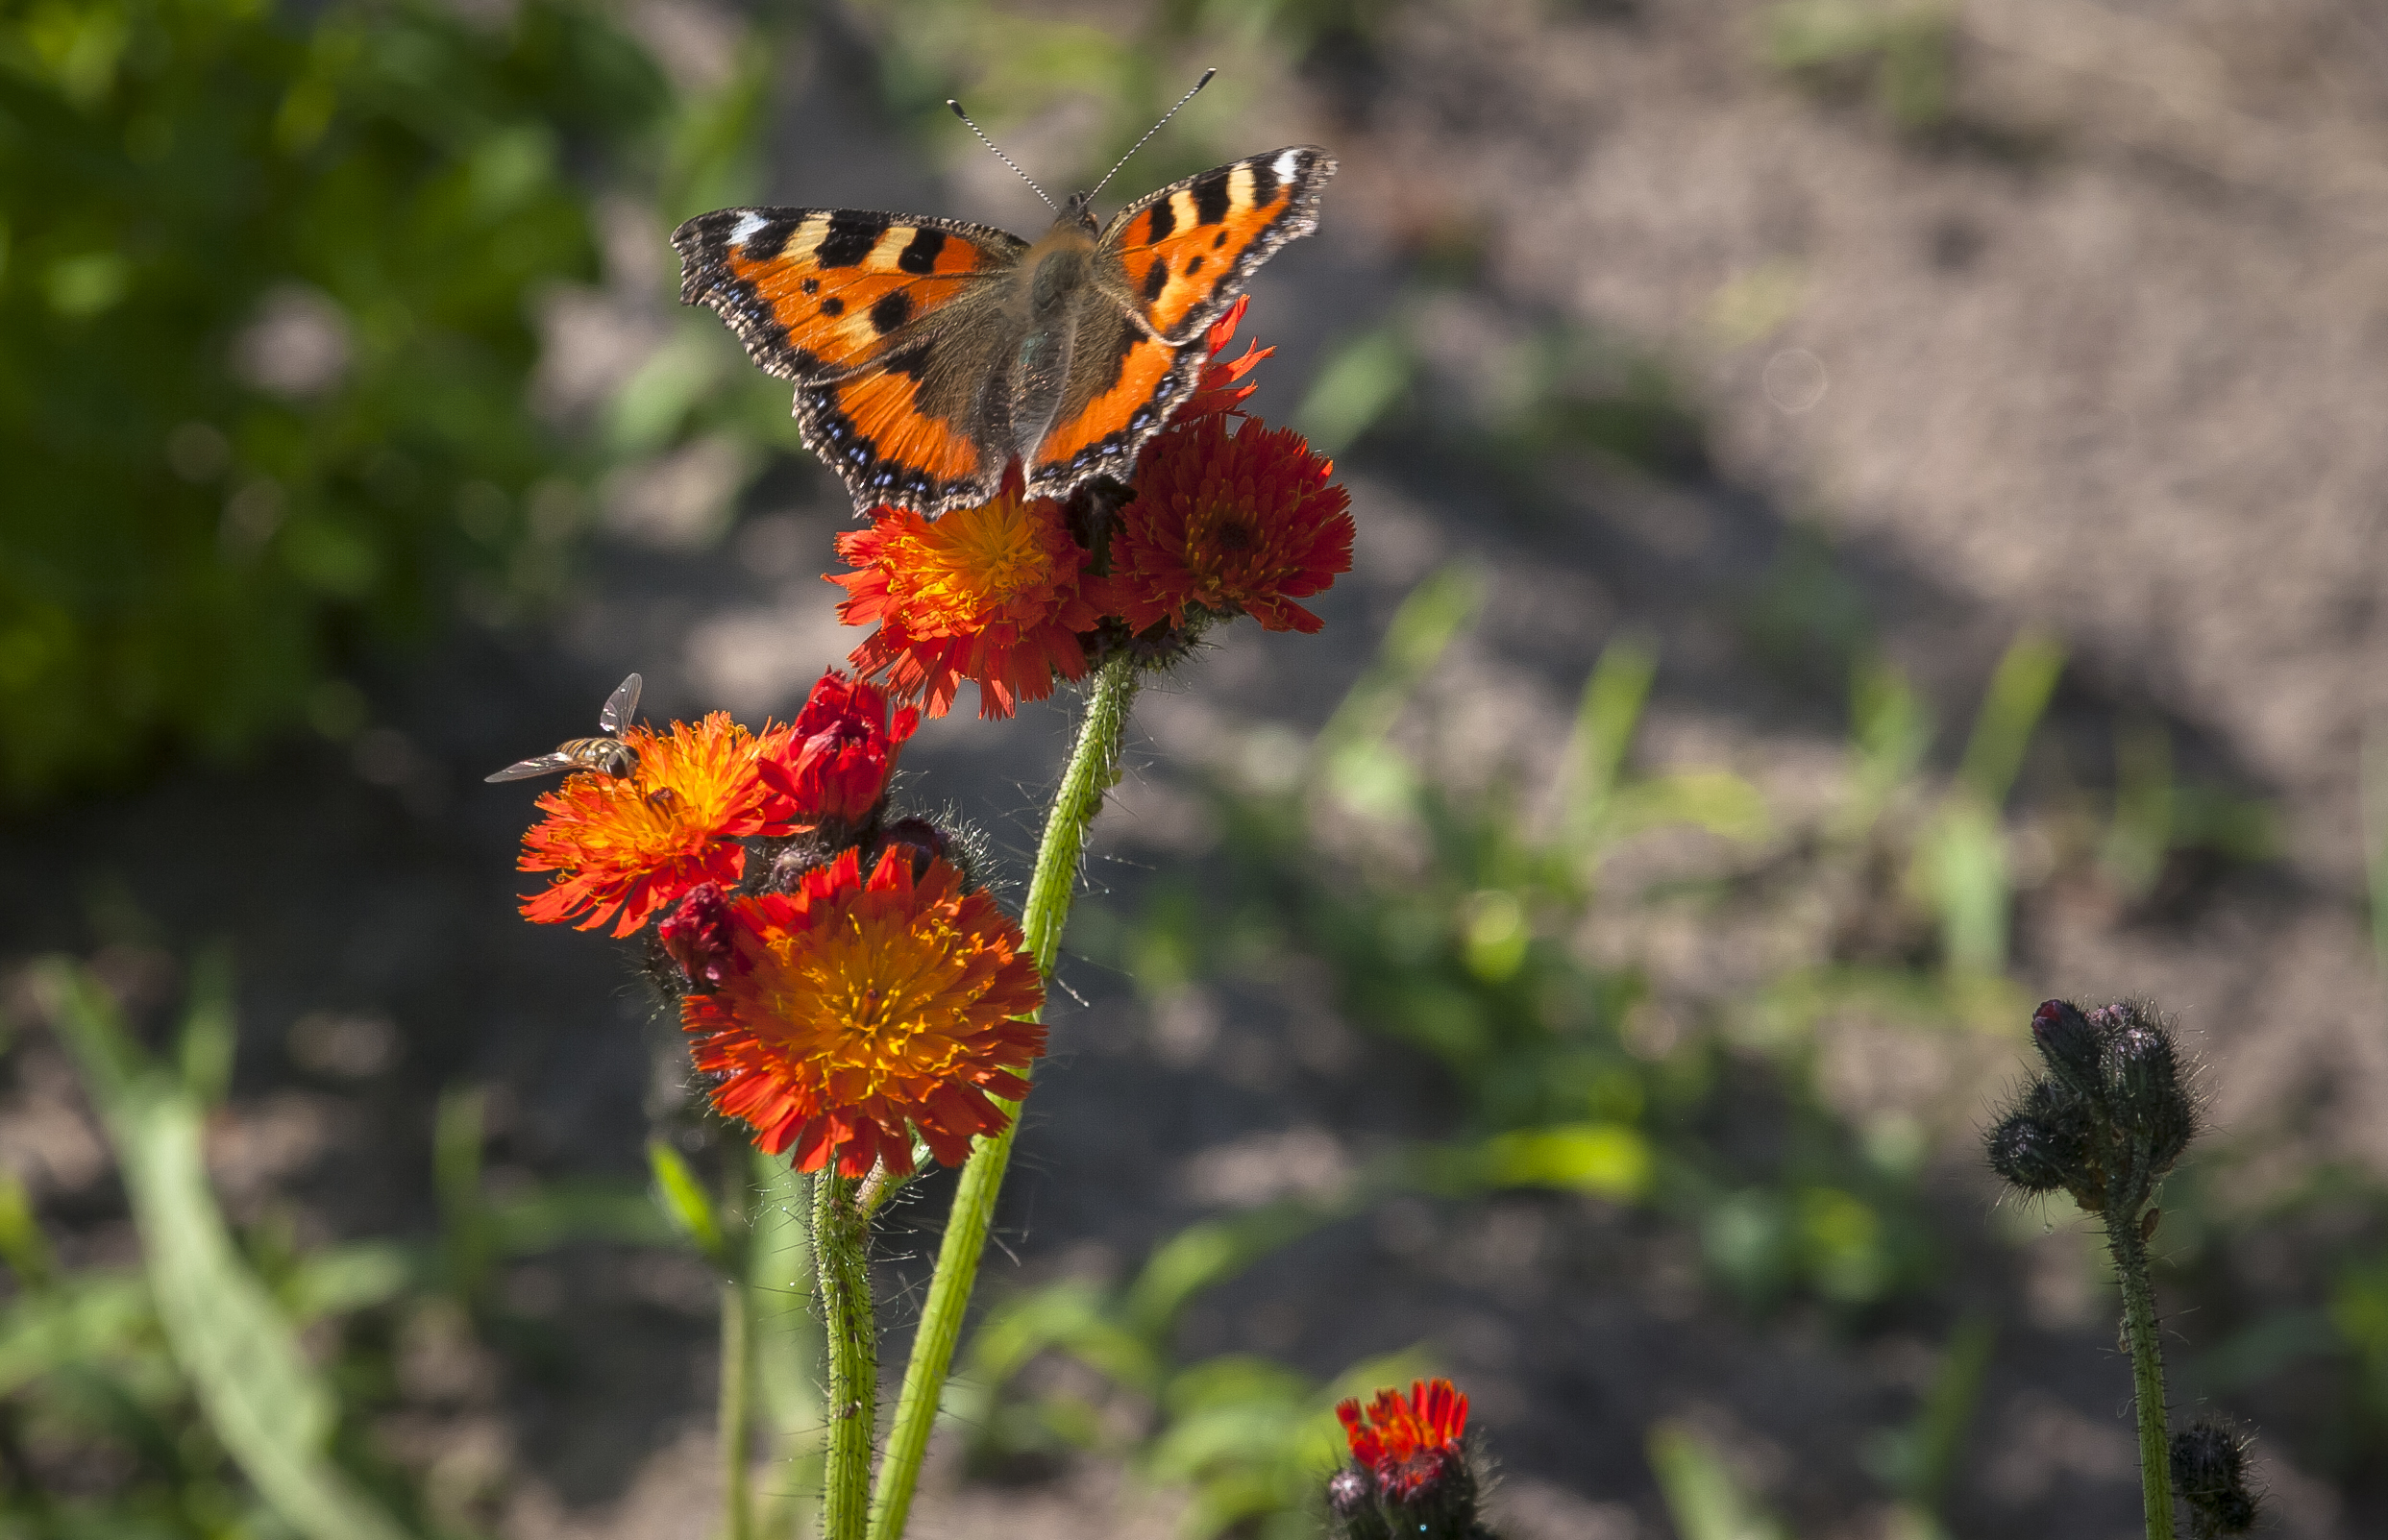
[675,208,1029,510]
[1027,147,1336,495]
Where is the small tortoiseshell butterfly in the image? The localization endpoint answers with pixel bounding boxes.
[672,80,1334,517]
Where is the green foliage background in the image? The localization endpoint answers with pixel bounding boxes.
[0,0,675,803]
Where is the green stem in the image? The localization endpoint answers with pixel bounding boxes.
[2107,1211,2177,1540]
[814,1172,878,1540]
[719,1272,754,1540]
[866,655,1140,1540]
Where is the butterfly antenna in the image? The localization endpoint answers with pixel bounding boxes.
[1086,68,1217,204]
[947,98,1058,212]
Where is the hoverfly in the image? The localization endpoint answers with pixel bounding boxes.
[484,672,644,784]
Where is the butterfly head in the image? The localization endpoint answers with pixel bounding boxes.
[1058,190,1101,235]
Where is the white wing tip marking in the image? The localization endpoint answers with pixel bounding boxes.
[1275,148,1302,180]
[729,212,766,245]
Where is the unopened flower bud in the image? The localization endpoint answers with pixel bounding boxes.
[1336,1379,1482,1539]
[2031,998,2110,1106]
[1985,1078,2104,1209]
[658,881,734,990]
[1325,1465,1392,1540]
[2104,1006,2196,1175]
[2171,1418,2258,1537]
[869,816,956,883]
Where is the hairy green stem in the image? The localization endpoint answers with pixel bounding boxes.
[2107,1211,2177,1540]
[866,655,1140,1540]
[814,1172,878,1540]
[718,1272,754,1540]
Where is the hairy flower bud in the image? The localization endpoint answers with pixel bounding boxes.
[1335,1380,1484,1539]
[1325,1466,1392,1540]
[2104,1005,2196,1176]
[1985,1078,2105,1209]
[2171,1418,2258,1537]
[2031,998,2111,1106]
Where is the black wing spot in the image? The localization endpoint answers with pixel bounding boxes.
[1212,231,1227,250]
[1186,255,1204,276]
[818,213,889,268]
[1141,259,1169,303]
[821,297,846,317]
[1145,199,1176,244]
[898,228,947,275]
[1192,168,1232,227]
[801,278,821,295]
[743,218,800,259]
[1247,159,1280,208]
[870,291,913,334]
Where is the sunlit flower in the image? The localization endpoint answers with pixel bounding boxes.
[518,714,791,937]
[1108,412,1355,636]
[1337,1379,1469,1504]
[828,479,1109,720]
[755,668,919,826]
[679,846,1045,1175]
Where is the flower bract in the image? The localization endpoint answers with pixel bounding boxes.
[829,480,1109,720]
[679,846,1045,1175]
[517,713,792,937]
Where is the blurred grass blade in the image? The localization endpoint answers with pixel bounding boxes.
[1124,1202,1336,1342]
[2101,713,2174,900]
[1842,652,1933,836]
[1916,795,2007,975]
[0,1169,58,1288]
[648,1138,729,1267]
[1317,563,1484,815]
[1294,325,1413,455]
[178,943,237,1107]
[1565,635,1658,842]
[2365,721,2388,973]
[1956,630,2064,808]
[1650,1419,1790,1540]
[41,960,415,1540]
[0,1270,153,1395]
[1908,1312,1994,1508]
[435,1086,492,1301]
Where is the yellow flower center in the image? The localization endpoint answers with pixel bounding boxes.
[745,894,987,1099]
[890,492,1054,631]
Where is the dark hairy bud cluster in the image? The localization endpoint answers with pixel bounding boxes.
[1984,998,2199,1219]
[2171,1418,2259,1537]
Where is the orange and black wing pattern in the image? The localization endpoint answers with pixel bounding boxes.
[1029,148,1336,497]
[674,208,1026,512]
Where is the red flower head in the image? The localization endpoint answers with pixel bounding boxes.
[659,880,735,989]
[1336,1378,1469,1505]
[755,669,919,826]
[1108,413,1355,636]
[679,847,1046,1176]
[828,477,1110,720]
[517,714,795,937]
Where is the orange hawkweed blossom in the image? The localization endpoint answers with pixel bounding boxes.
[1337,1379,1470,1503]
[517,713,794,937]
[679,846,1045,1176]
[829,479,1110,720]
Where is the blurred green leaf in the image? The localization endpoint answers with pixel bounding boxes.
[41,960,415,1540]
[648,1138,728,1268]
[1294,325,1412,455]
[1649,1419,1790,1540]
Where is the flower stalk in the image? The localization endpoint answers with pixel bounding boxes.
[814,1172,878,1540]
[2109,1213,2177,1540]
[866,652,1140,1540]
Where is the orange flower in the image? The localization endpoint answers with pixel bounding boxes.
[680,847,1045,1176]
[828,479,1109,720]
[517,713,793,937]
[1178,295,1273,423]
[754,668,919,826]
[1336,1378,1469,1503]
[1108,412,1355,636]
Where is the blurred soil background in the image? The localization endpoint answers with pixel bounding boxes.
[8,1,2388,1538]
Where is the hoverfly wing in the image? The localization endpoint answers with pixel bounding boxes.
[484,751,578,784]
[599,672,642,736]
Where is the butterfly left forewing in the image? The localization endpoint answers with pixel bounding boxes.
[1024,148,1336,498]
[675,208,1027,512]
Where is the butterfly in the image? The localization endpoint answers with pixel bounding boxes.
[672,88,1334,518]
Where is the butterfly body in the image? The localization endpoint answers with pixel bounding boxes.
[674,146,1336,516]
